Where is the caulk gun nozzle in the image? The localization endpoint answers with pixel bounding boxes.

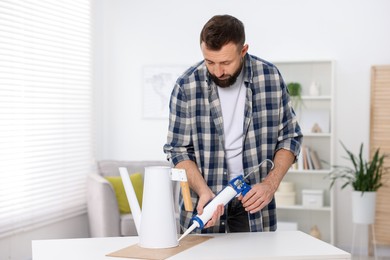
[178,223,197,242]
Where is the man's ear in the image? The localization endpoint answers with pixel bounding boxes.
[241,44,249,57]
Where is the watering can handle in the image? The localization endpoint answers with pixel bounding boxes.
[180,181,193,211]
[171,168,193,212]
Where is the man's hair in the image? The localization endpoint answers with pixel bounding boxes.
[200,14,245,51]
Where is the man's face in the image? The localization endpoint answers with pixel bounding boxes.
[201,42,248,88]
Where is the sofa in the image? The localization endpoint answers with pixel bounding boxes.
[87,160,181,237]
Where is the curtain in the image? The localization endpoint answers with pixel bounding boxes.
[0,0,93,237]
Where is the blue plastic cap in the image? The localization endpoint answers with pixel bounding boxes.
[191,216,205,229]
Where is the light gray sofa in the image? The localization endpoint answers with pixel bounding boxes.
[87,160,181,237]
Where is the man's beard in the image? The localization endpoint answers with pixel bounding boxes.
[209,62,243,88]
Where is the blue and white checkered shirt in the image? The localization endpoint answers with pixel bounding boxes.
[164,54,303,233]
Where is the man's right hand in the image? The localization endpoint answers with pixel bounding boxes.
[175,160,224,228]
[196,191,215,215]
[196,192,224,229]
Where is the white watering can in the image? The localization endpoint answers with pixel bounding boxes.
[119,166,179,249]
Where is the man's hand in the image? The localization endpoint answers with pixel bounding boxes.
[239,179,276,214]
[196,192,215,215]
[176,160,226,228]
[202,204,224,229]
[196,193,224,228]
[239,149,296,214]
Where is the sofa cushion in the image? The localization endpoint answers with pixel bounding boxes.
[105,173,143,214]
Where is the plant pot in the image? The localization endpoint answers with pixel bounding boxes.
[352,191,377,224]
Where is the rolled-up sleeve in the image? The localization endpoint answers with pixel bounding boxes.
[163,83,196,166]
[275,76,303,159]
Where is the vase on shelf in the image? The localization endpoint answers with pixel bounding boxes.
[309,81,321,96]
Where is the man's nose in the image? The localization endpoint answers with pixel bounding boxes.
[213,65,224,78]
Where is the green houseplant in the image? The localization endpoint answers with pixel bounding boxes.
[329,142,388,193]
[330,141,389,224]
[287,82,302,96]
[287,82,303,110]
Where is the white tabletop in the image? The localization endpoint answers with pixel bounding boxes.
[32,231,350,260]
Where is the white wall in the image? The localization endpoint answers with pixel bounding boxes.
[94,0,390,252]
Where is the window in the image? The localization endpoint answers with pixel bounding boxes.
[0,0,93,237]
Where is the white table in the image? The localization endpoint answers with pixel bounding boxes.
[32,231,350,259]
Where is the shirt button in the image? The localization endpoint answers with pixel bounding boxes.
[221,222,225,226]
[223,172,227,175]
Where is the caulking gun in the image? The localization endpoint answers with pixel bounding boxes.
[178,159,274,242]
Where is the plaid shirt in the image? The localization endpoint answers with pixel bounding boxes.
[164,54,302,233]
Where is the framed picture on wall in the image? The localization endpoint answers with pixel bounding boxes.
[143,65,188,119]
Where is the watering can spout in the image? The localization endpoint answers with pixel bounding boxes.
[119,167,142,235]
[119,166,179,249]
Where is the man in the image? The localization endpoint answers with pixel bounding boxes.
[163,15,302,234]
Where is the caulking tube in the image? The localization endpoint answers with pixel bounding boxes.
[178,185,238,241]
[192,186,237,229]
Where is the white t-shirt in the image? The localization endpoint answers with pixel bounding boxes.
[217,68,246,180]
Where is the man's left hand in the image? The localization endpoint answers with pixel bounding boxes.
[238,180,276,214]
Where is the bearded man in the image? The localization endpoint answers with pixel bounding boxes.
[164,14,303,234]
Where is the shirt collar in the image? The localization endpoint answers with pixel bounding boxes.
[243,53,253,84]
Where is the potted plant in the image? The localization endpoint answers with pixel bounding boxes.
[329,141,389,224]
[287,82,303,111]
[287,82,302,96]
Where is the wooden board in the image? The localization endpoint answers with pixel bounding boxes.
[370,65,390,246]
[107,235,213,260]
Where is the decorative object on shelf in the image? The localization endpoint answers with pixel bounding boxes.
[310,225,322,240]
[302,189,324,208]
[311,123,322,133]
[287,82,303,110]
[275,182,296,206]
[329,141,389,223]
[309,81,321,96]
[300,108,330,134]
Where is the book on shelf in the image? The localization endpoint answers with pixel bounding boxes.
[310,149,322,170]
[302,146,309,170]
[290,145,322,171]
[297,151,304,170]
[306,146,315,170]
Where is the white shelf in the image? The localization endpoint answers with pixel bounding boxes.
[301,95,331,100]
[274,60,335,244]
[303,133,331,138]
[277,205,331,211]
[288,169,331,175]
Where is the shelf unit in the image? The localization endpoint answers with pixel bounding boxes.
[273,60,335,244]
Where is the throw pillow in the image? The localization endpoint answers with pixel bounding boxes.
[105,173,143,214]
